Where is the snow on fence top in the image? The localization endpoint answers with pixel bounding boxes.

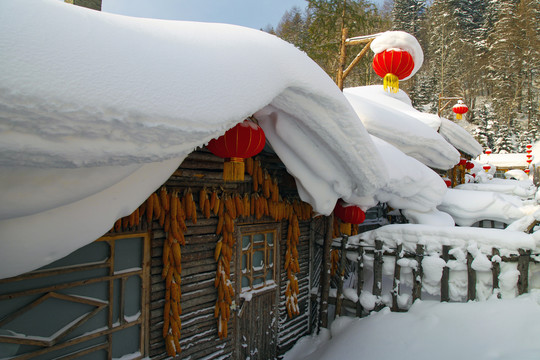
[352,223,537,256]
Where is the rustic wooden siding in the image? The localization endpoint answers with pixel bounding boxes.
[147,149,317,359]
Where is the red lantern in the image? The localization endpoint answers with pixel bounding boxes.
[483,165,491,172]
[459,158,467,166]
[527,159,532,164]
[527,149,532,154]
[466,161,475,170]
[207,119,266,181]
[485,149,492,155]
[452,100,468,120]
[525,169,530,174]
[334,200,366,225]
[526,144,533,149]
[372,50,414,93]
[527,154,533,159]
[444,179,452,187]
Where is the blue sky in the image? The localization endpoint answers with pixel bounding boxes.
[102,0,384,30]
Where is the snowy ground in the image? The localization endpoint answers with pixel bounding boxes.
[284,290,540,360]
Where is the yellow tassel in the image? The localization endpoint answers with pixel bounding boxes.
[383,73,399,93]
[456,113,462,120]
[223,158,245,182]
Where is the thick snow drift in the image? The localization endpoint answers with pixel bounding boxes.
[438,117,483,158]
[344,86,460,170]
[0,0,389,278]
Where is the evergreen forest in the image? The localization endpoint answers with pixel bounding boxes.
[265,0,540,153]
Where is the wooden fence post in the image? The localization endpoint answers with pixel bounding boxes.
[412,244,424,302]
[392,244,403,311]
[318,215,334,331]
[441,245,450,302]
[517,249,531,295]
[373,240,384,310]
[467,251,476,301]
[335,235,348,318]
[492,248,501,298]
[356,245,364,317]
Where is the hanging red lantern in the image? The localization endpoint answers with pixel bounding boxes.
[459,158,467,166]
[207,119,266,181]
[527,159,533,164]
[527,149,532,154]
[465,161,475,170]
[444,179,452,187]
[334,200,366,225]
[483,165,491,172]
[372,49,414,93]
[526,144,533,149]
[527,154,533,159]
[485,149,492,155]
[525,169,530,174]
[452,100,468,120]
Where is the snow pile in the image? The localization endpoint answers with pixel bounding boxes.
[353,224,535,255]
[456,178,537,199]
[438,188,538,226]
[284,291,540,360]
[344,86,460,170]
[438,117,483,158]
[0,0,390,278]
[477,153,529,168]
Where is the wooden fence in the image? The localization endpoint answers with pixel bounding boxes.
[325,236,540,319]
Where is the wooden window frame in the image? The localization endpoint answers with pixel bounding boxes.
[0,232,151,360]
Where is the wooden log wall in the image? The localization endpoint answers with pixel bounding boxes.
[126,149,317,359]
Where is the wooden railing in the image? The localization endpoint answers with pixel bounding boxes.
[325,236,539,318]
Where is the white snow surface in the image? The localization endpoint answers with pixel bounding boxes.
[456,178,537,199]
[344,86,460,170]
[477,153,530,168]
[438,188,539,227]
[284,290,540,360]
[0,0,391,278]
[370,31,424,80]
[438,117,483,158]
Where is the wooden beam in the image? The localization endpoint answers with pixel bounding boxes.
[342,39,374,81]
[336,27,348,91]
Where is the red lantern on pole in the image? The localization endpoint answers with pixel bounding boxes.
[334,200,366,225]
[372,49,414,93]
[526,144,533,149]
[527,149,532,154]
[483,165,491,172]
[452,100,468,120]
[207,119,266,181]
[527,159,533,165]
[527,154,533,159]
[485,149,492,155]
[525,169,530,174]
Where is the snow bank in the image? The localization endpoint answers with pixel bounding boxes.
[0,0,388,277]
[284,291,540,360]
[353,224,535,255]
[438,188,538,226]
[456,178,537,199]
[477,153,529,168]
[438,117,483,158]
[344,86,460,170]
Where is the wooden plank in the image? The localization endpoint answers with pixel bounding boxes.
[356,245,364,317]
[334,235,348,318]
[372,240,383,310]
[412,244,424,302]
[492,248,501,298]
[441,245,450,302]
[517,249,531,295]
[467,251,476,301]
[318,215,333,330]
[392,243,403,311]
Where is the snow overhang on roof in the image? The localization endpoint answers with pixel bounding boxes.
[0,0,391,278]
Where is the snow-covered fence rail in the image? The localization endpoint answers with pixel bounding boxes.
[323,224,540,318]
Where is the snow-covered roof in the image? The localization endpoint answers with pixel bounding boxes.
[438,117,483,158]
[344,86,460,170]
[456,178,537,199]
[476,153,530,168]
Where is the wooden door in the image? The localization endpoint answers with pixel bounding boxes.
[235,224,280,360]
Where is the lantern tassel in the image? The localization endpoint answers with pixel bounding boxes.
[223,157,245,182]
[383,73,400,93]
[456,113,462,120]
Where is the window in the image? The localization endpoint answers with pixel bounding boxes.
[239,227,278,292]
